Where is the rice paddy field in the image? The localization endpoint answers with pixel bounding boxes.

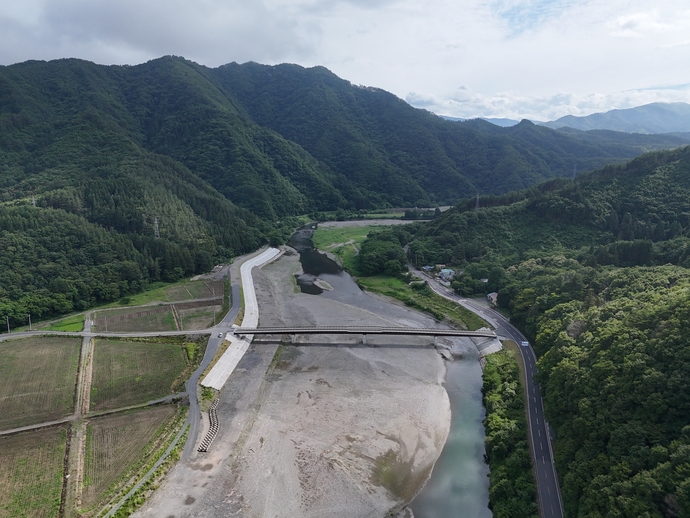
[81,406,178,511]
[0,426,67,518]
[0,337,80,430]
[90,340,188,412]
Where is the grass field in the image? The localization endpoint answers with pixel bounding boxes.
[81,406,178,510]
[90,340,188,412]
[103,279,224,308]
[0,426,67,518]
[0,337,80,430]
[34,313,85,332]
[357,276,488,331]
[312,224,380,271]
[91,307,177,333]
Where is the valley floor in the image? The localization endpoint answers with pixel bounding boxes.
[133,249,454,518]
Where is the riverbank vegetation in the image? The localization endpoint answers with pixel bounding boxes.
[483,349,538,517]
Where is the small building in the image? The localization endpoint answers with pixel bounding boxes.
[487,292,498,306]
[439,268,455,281]
[480,278,489,283]
[422,265,434,272]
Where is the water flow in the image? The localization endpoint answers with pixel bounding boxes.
[287,226,492,517]
[409,358,492,518]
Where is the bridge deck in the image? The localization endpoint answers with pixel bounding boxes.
[232,326,495,338]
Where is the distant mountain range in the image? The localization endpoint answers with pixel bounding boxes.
[442,102,690,134]
[540,102,690,134]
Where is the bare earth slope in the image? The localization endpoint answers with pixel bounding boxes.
[134,249,451,517]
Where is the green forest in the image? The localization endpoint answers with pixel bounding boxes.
[355,145,690,516]
[483,350,538,518]
[3,56,685,328]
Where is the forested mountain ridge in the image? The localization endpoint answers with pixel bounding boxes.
[210,60,690,202]
[1,55,688,328]
[395,146,690,516]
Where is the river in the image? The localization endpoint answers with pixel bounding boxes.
[288,226,492,518]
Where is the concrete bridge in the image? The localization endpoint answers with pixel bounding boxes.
[231,326,496,345]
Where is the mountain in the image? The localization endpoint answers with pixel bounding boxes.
[541,102,690,134]
[440,116,521,127]
[401,146,690,516]
[209,61,690,202]
[1,55,689,326]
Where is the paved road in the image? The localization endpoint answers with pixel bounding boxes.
[410,270,564,518]
[182,283,241,459]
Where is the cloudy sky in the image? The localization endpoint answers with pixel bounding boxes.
[2,0,689,121]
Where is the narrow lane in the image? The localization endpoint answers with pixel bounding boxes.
[410,270,564,518]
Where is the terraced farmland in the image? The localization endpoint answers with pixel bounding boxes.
[90,340,188,411]
[0,426,67,518]
[81,406,178,511]
[165,279,223,302]
[0,337,80,430]
[178,304,221,330]
[91,306,177,333]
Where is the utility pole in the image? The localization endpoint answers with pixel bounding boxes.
[154,217,160,239]
[28,314,32,331]
[6,316,10,334]
[31,195,36,207]
[105,316,107,333]
[475,193,480,210]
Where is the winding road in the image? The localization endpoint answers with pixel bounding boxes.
[411,270,564,518]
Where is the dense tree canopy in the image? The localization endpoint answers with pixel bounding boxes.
[389,146,690,517]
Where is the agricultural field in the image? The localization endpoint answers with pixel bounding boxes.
[105,279,224,308]
[164,279,223,302]
[0,426,67,518]
[0,337,80,430]
[178,304,221,330]
[90,340,188,412]
[91,306,177,333]
[81,406,178,511]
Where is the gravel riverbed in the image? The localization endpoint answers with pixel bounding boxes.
[134,248,455,518]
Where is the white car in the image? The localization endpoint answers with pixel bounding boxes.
[520,341,529,347]
[218,333,223,338]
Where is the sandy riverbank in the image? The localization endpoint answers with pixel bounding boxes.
[134,248,452,518]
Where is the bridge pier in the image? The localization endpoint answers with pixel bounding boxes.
[434,335,438,347]
[291,334,296,344]
[362,334,367,345]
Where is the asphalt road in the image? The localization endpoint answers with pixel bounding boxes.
[182,282,241,459]
[411,270,564,518]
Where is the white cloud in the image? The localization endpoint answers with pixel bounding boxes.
[0,0,689,121]
[610,11,671,38]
